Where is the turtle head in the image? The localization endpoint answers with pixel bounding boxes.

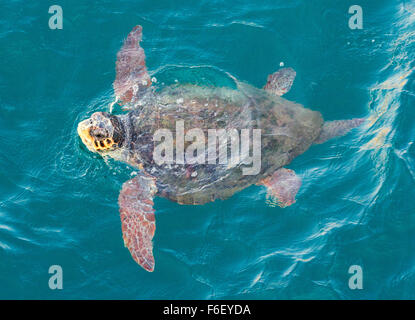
[77,112,125,154]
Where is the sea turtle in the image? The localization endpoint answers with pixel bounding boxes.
[77,25,364,272]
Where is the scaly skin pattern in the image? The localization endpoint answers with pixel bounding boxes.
[258,168,302,207]
[118,174,157,272]
[114,25,151,104]
[114,83,323,205]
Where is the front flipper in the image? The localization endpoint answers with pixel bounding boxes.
[118,174,157,272]
[113,25,151,105]
[264,67,296,96]
[257,168,301,207]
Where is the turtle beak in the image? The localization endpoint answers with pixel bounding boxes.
[77,119,97,153]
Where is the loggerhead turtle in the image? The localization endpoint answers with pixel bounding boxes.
[77,25,364,272]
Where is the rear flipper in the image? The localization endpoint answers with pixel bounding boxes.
[257,168,301,208]
[264,67,296,96]
[314,118,365,144]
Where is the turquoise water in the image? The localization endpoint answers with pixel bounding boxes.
[1,0,415,299]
